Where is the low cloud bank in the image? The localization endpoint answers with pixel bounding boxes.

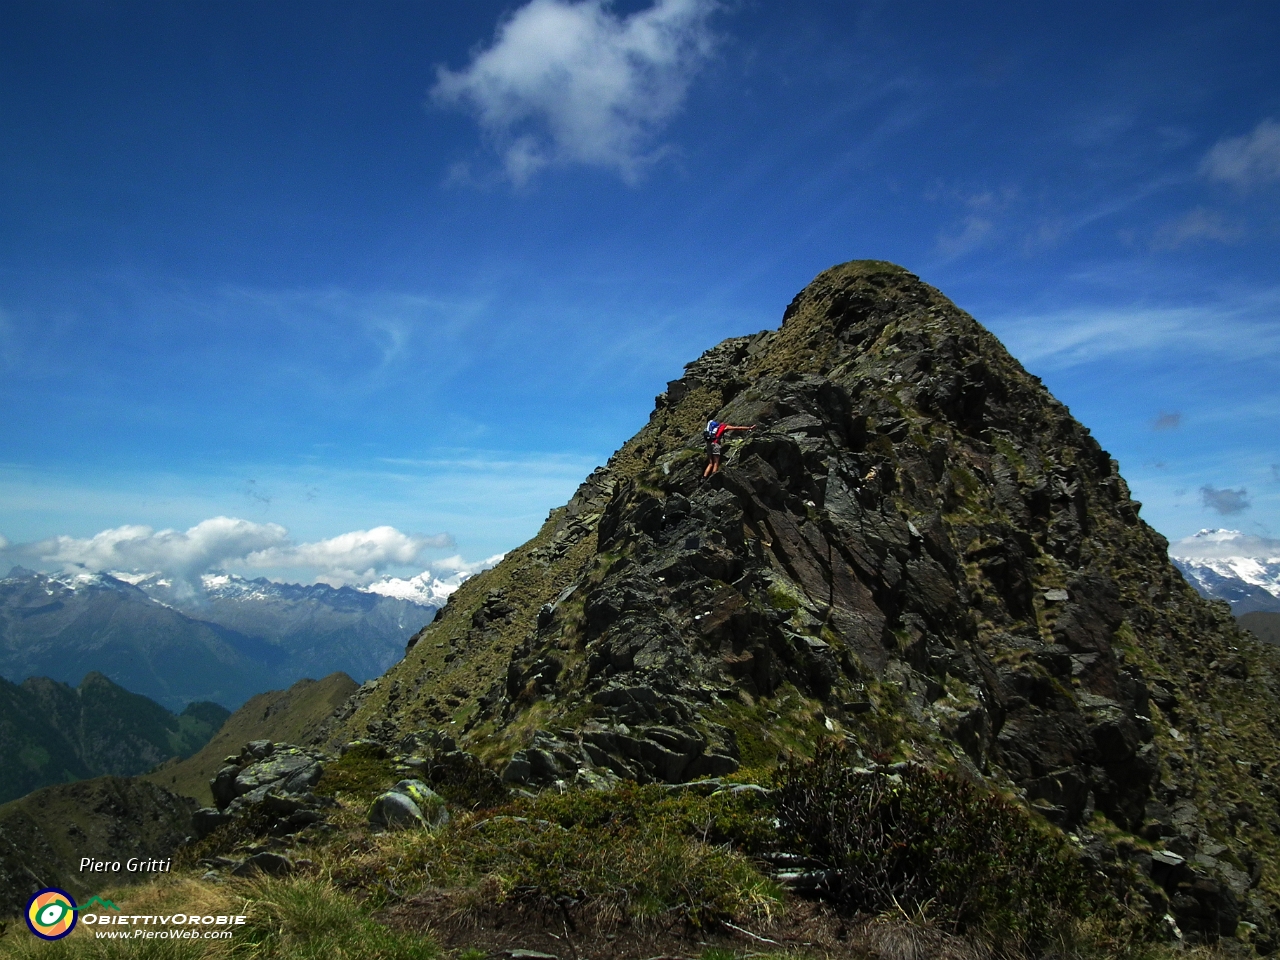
[1170,528,1280,560]
[0,517,458,592]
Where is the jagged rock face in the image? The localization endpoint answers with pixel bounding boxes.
[337,261,1280,941]
[491,261,1171,823]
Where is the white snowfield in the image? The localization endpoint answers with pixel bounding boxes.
[363,571,468,605]
[1169,528,1280,601]
[364,554,505,605]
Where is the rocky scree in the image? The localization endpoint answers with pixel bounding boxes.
[331,260,1280,947]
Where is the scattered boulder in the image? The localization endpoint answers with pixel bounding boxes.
[191,807,231,840]
[228,746,323,811]
[231,851,294,877]
[202,740,334,840]
[209,741,326,814]
[368,791,426,831]
[368,779,449,832]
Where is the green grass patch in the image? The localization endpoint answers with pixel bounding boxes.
[0,935,204,960]
[333,782,780,927]
[313,744,397,804]
[230,876,436,960]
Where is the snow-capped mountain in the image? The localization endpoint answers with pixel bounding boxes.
[0,566,452,708]
[364,569,472,606]
[0,568,272,709]
[133,572,440,685]
[1169,529,1280,614]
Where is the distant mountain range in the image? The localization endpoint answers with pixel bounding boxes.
[134,571,440,687]
[0,671,229,804]
[0,567,443,709]
[1169,529,1280,614]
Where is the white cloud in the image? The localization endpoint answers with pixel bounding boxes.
[28,518,290,585]
[2,518,455,590]
[1201,118,1280,189]
[433,0,719,184]
[936,215,993,258]
[1170,528,1280,560]
[241,526,453,586]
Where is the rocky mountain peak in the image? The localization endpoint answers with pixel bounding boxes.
[331,261,1280,943]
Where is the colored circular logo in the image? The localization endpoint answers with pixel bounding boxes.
[25,888,78,940]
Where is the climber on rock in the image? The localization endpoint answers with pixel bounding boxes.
[702,419,755,478]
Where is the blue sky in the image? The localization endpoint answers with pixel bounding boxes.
[1,0,1278,586]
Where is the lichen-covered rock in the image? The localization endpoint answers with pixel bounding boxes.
[390,779,449,828]
[368,791,425,831]
[209,741,324,813]
[367,780,449,832]
[232,747,321,801]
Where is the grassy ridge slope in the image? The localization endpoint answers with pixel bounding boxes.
[145,672,358,805]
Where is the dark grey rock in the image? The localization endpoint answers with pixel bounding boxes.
[192,807,231,840]
[502,754,533,784]
[211,765,240,810]
[232,852,294,877]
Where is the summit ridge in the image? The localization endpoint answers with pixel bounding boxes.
[327,261,1280,943]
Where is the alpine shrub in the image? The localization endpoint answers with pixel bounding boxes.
[772,742,1107,949]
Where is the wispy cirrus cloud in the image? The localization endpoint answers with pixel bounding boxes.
[0,275,493,398]
[1151,207,1243,249]
[936,215,994,259]
[1201,118,1280,190]
[433,0,720,185]
[992,289,1280,369]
